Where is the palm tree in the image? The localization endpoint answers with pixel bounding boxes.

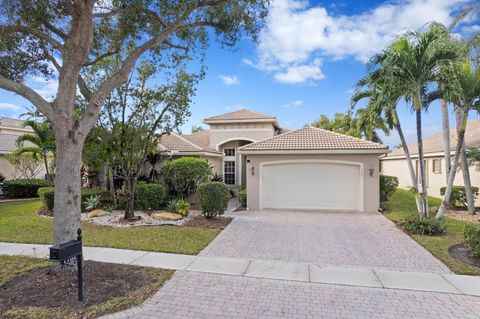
[352,70,425,215]
[380,23,460,217]
[355,107,389,143]
[15,120,55,184]
[437,60,480,218]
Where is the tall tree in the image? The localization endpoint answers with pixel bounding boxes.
[0,1,268,242]
[436,60,480,218]
[380,23,459,217]
[15,119,55,184]
[440,99,451,182]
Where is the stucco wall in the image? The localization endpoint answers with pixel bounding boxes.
[381,156,480,205]
[208,123,275,150]
[0,154,47,180]
[245,153,381,212]
[200,155,222,176]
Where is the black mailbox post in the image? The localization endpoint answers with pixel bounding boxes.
[49,228,84,302]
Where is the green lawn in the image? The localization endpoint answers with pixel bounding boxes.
[384,189,480,276]
[0,200,219,255]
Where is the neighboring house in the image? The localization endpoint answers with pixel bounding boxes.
[0,117,45,179]
[159,109,388,212]
[381,120,480,205]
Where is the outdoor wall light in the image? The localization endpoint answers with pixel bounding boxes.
[250,166,255,176]
[369,165,374,177]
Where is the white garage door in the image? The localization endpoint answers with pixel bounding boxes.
[261,161,362,211]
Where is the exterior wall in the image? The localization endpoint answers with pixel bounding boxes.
[200,155,222,176]
[208,122,276,150]
[0,154,47,180]
[381,156,480,206]
[245,153,381,212]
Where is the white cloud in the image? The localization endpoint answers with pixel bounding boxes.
[30,76,58,101]
[250,0,470,84]
[274,58,324,84]
[225,105,243,111]
[282,100,303,109]
[0,103,20,111]
[219,75,239,86]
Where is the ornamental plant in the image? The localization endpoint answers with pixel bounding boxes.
[196,182,231,219]
[162,157,212,197]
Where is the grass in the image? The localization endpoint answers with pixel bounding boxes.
[384,189,480,276]
[0,255,173,319]
[0,200,219,255]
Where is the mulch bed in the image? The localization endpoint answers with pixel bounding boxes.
[449,244,480,268]
[445,207,480,223]
[1,261,155,311]
[37,207,53,217]
[184,216,233,229]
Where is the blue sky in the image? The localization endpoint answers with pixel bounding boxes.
[1,0,479,147]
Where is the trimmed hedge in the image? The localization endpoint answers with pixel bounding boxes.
[196,182,231,219]
[42,188,112,211]
[38,187,55,208]
[464,224,480,256]
[1,179,50,198]
[162,157,212,197]
[380,175,399,202]
[134,182,166,210]
[440,186,479,208]
[238,188,247,207]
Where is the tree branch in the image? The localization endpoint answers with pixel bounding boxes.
[77,74,93,101]
[83,49,120,66]
[0,76,55,120]
[93,7,167,27]
[0,24,64,52]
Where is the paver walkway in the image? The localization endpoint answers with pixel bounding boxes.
[202,210,450,273]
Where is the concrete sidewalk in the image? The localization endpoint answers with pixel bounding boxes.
[1,241,480,297]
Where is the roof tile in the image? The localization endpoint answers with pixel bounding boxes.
[204,109,276,122]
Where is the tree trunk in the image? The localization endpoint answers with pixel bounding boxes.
[437,111,468,219]
[124,175,136,220]
[108,166,116,207]
[53,138,83,243]
[43,153,52,185]
[416,109,429,218]
[441,99,451,181]
[455,108,475,214]
[392,109,424,215]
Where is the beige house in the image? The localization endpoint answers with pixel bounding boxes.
[381,120,480,205]
[160,109,388,212]
[0,117,45,179]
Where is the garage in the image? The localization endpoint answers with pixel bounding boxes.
[261,161,361,210]
[239,127,389,212]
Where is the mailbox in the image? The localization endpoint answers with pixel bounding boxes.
[49,240,82,262]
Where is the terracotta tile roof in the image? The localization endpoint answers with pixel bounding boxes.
[239,127,388,152]
[203,109,276,122]
[386,120,480,158]
[0,117,26,129]
[159,132,219,154]
[181,130,211,150]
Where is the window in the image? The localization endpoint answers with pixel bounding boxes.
[432,159,441,174]
[224,161,235,185]
[224,148,235,157]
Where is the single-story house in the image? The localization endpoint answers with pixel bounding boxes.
[0,117,45,179]
[159,109,389,212]
[381,120,480,205]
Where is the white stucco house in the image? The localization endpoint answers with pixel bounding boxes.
[381,120,480,205]
[158,109,389,212]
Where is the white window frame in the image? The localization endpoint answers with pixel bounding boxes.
[432,158,442,174]
[223,148,236,185]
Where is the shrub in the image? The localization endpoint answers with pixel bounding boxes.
[196,182,231,219]
[162,157,212,197]
[238,188,247,207]
[402,217,446,235]
[84,195,102,212]
[210,173,224,182]
[134,182,166,210]
[380,175,399,202]
[1,179,50,198]
[440,186,479,208]
[464,224,480,256]
[166,198,179,213]
[42,188,112,211]
[38,186,55,208]
[176,198,191,216]
[0,173,5,183]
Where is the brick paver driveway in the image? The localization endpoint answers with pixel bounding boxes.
[201,210,450,273]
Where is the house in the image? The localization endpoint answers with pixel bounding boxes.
[159,109,388,212]
[0,117,45,179]
[380,120,480,205]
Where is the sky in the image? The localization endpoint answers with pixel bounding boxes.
[0,0,479,148]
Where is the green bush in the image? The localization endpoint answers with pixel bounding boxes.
[464,224,480,256]
[402,217,446,235]
[1,179,50,198]
[134,182,166,210]
[176,198,191,216]
[196,182,231,219]
[440,186,479,208]
[162,157,212,197]
[238,188,247,207]
[380,175,399,202]
[38,187,55,207]
[42,188,112,211]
